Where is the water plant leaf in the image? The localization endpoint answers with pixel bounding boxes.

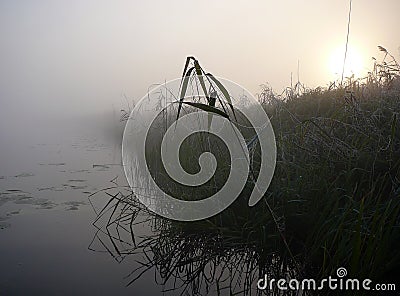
[206,73,236,118]
[193,60,208,98]
[193,59,216,129]
[180,101,229,119]
[177,66,195,121]
[180,56,194,81]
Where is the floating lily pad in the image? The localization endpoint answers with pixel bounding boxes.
[14,173,34,178]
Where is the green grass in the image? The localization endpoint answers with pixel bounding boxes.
[91,51,400,295]
[264,77,400,283]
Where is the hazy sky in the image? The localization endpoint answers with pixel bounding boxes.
[0,0,399,122]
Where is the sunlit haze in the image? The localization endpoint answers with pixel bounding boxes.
[0,0,399,121]
[1,2,400,294]
[328,45,365,78]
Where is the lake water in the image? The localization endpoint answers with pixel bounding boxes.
[1,112,273,296]
[0,117,165,295]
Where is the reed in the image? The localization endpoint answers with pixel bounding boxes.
[90,47,400,295]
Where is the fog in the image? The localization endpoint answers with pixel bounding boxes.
[0,2,400,294]
[0,0,399,132]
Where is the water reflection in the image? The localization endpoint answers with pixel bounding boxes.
[89,184,301,296]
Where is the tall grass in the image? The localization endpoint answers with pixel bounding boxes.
[90,48,400,295]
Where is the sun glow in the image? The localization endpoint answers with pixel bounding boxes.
[328,45,365,79]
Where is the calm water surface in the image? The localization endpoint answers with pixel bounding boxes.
[0,119,162,295]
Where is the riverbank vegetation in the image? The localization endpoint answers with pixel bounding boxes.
[91,47,400,295]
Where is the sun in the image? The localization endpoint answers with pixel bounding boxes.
[328,45,365,79]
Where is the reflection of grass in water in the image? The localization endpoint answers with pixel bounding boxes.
[91,53,400,294]
[90,184,296,295]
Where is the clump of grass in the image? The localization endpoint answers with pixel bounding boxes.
[261,45,400,283]
[91,47,400,295]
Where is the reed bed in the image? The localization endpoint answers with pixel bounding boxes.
[90,48,400,295]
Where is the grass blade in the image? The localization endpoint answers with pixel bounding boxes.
[180,101,229,119]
